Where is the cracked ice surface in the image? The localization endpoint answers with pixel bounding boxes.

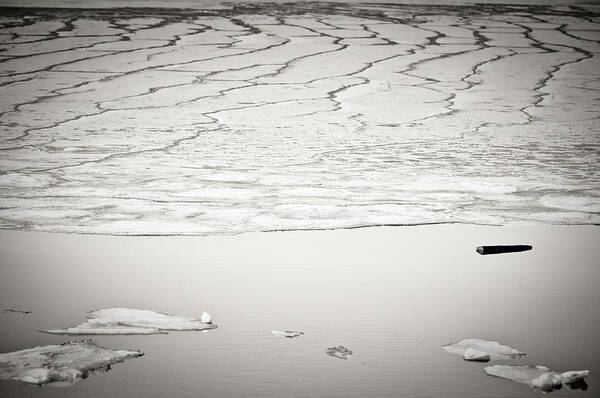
[0,340,143,386]
[0,3,598,235]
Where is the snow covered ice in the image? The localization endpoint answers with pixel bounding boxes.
[0,340,143,386]
[269,330,304,338]
[43,308,216,335]
[485,365,589,393]
[442,338,525,361]
[462,348,491,362]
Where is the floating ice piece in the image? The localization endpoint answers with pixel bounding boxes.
[269,330,304,338]
[326,346,353,360]
[0,340,143,386]
[87,308,215,331]
[485,365,589,393]
[43,308,216,335]
[44,318,165,335]
[443,339,525,361]
[476,245,532,255]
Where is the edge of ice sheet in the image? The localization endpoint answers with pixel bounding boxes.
[269,330,304,338]
[0,340,143,386]
[2,309,32,314]
[485,365,589,393]
[43,318,166,335]
[442,338,525,361]
[43,308,216,335]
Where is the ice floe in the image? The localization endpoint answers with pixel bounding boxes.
[442,339,525,361]
[43,308,216,335]
[0,340,143,386]
[269,330,304,338]
[326,346,353,360]
[485,365,589,393]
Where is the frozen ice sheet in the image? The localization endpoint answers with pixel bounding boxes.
[0,4,598,235]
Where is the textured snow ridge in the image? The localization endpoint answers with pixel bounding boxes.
[43,308,216,335]
[485,365,589,393]
[442,339,525,361]
[0,340,143,386]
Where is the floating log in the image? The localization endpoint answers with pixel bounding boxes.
[476,245,532,255]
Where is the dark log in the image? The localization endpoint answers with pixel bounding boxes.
[476,245,532,255]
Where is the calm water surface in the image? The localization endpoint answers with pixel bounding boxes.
[0,225,598,397]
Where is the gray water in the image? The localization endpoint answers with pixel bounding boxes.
[0,225,599,397]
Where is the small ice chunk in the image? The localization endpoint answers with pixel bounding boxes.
[200,311,212,324]
[0,340,143,386]
[485,365,589,393]
[443,338,524,360]
[326,346,353,360]
[463,347,491,362]
[43,308,216,335]
[269,330,304,338]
